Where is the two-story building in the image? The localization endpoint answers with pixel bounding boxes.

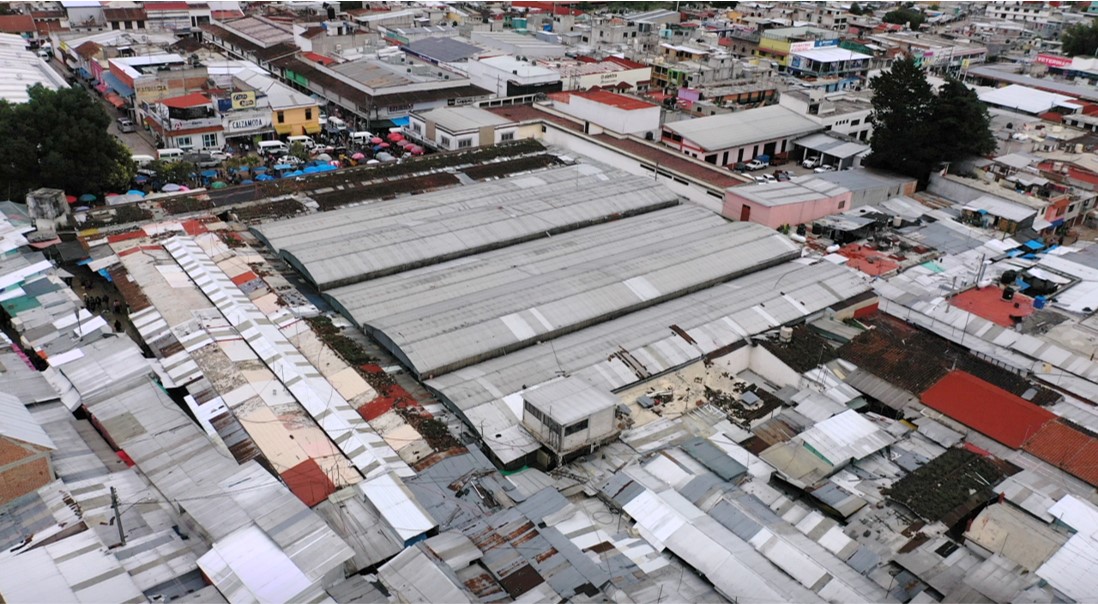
[144,92,224,151]
[661,104,822,166]
[464,55,563,97]
[787,46,871,91]
[406,105,518,150]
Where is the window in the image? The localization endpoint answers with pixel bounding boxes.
[412,123,422,133]
[202,133,218,148]
[458,139,472,149]
[277,111,285,124]
[838,200,846,209]
[176,135,193,148]
[440,135,451,148]
[564,419,589,436]
[305,108,312,120]
[500,131,514,141]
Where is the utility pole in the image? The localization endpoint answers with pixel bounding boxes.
[110,487,126,546]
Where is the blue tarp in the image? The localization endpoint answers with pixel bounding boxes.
[1024,239,1044,250]
[101,72,134,98]
[390,116,410,127]
[77,67,91,79]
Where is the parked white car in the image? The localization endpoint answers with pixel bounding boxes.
[814,164,837,173]
[802,156,821,169]
[745,159,769,171]
[754,173,776,184]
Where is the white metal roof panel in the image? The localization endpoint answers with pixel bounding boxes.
[1037,533,1098,603]
[0,391,54,449]
[360,472,437,543]
[663,105,821,152]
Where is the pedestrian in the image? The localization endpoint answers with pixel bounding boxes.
[114,319,122,332]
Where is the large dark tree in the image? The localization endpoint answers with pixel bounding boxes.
[867,60,996,183]
[865,58,938,180]
[1062,20,1098,57]
[883,8,925,30]
[0,84,134,201]
[932,78,997,162]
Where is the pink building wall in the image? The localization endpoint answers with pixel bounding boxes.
[723,189,853,227]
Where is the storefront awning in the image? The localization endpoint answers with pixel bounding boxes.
[101,72,134,98]
[104,93,126,109]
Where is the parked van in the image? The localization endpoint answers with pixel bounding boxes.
[117,117,136,133]
[349,131,373,144]
[157,148,185,160]
[258,140,288,155]
[131,154,155,166]
[286,135,316,150]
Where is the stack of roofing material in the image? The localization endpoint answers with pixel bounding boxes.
[329,206,800,377]
[252,164,680,290]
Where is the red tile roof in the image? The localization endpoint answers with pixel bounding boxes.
[604,55,647,70]
[1022,419,1098,486]
[74,40,101,59]
[512,0,584,15]
[281,459,337,507]
[921,371,1056,448]
[160,92,211,108]
[553,89,658,111]
[0,15,35,34]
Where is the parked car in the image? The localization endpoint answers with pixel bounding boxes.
[813,164,837,173]
[208,150,231,163]
[754,173,776,184]
[730,162,747,172]
[277,155,304,167]
[182,153,221,168]
[802,156,821,169]
[774,170,791,182]
[117,117,136,133]
[745,158,769,171]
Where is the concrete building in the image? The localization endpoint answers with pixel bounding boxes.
[539,56,652,92]
[787,46,871,92]
[724,175,852,226]
[547,89,661,136]
[464,55,563,97]
[470,30,566,58]
[661,104,823,166]
[780,90,874,142]
[522,377,620,464]
[406,105,517,150]
[144,92,223,151]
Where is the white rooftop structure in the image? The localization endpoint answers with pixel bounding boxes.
[792,47,872,62]
[414,105,514,132]
[359,472,437,544]
[524,376,618,427]
[233,67,316,110]
[0,34,68,103]
[477,55,559,79]
[978,84,1078,115]
[794,410,894,466]
[663,105,821,152]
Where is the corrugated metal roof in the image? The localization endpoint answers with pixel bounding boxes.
[1048,494,1098,538]
[795,410,894,466]
[964,504,1068,572]
[428,260,871,464]
[1037,533,1098,602]
[333,207,799,377]
[0,391,53,449]
[0,529,146,603]
[254,165,680,290]
[360,471,437,544]
[679,437,747,481]
[523,376,617,426]
[378,546,473,603]
[663,105,821,152]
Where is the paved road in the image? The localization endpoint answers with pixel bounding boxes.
[44,57,156,156]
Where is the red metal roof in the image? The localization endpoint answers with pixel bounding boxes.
[230,270,258,286]
[160,92,211,109]
[512,1,584,15]
[302,51,335,66]
[604,55,647,70]
[146,2,190,11]
[281,459,337,507]
[1022,419,1098,486]
[921,371,1055,448]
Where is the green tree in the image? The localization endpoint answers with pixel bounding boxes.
[867,60,997,183]
[865,57,939,180]
[149,160,197,186]
[932,78,997,162]
[1062,20,1098,57]
[288,141,310,162]
[0,84,135,200]
[849,2,865,16]
[883,8,925,30]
